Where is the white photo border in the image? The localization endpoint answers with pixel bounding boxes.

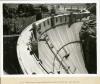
[0,0,100,77]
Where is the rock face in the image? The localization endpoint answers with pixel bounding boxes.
[79,14,96,73]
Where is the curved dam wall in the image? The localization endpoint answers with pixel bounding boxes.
[17,12,90,74]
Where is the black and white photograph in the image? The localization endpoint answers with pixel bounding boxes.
[3,3,97,75]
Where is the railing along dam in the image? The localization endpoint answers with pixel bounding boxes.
[17,12,90,74]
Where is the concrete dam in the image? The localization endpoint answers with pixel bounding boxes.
[17,13,90,74]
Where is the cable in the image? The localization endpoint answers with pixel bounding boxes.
[45,37,70,74]
[58,54,70,73]
[52,54,56,73]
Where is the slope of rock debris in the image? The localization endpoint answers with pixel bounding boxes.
[79,14,96,73]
